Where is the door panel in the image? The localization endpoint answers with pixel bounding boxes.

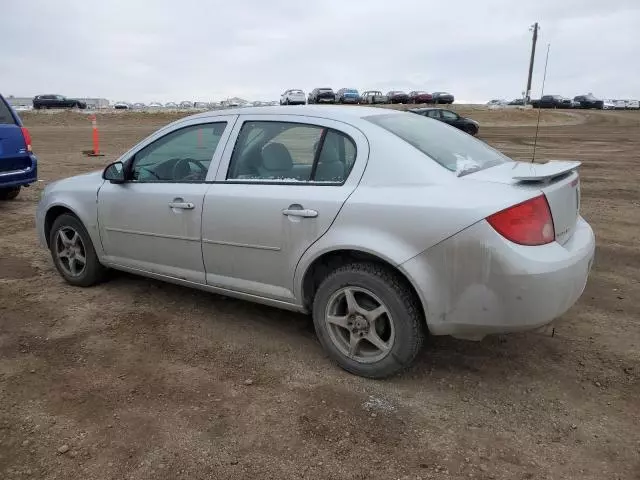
[98,182,209,282]
[202,114,369,302]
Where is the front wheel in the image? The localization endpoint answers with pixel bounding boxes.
[0,186,20,200]
[312,262,425,378]
[49,213,107,287]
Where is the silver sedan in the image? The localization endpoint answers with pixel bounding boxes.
[36,106,595,378]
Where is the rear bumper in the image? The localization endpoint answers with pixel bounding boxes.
[0,154,38,188]
[340,97,359,103]
[401,217,595,339]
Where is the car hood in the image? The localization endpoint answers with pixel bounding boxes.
[44,170,104,195]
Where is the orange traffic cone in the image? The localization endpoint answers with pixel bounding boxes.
[83,115,105,156]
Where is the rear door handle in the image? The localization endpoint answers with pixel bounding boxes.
[282,208,318,218]
[168,201,195,210]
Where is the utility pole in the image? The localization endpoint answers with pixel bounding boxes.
[525,22,539,105]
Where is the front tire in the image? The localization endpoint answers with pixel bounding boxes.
[312,262,425,378]
[49,214,107,287]
[0,187,21,200]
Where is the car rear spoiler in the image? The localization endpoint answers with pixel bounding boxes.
[511,160,581,181]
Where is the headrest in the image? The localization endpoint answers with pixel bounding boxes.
[262,143,293,171]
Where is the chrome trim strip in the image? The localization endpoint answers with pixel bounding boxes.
[202,238,280,251]
[105,227,200,242]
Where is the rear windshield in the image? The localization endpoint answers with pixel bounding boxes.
[365,113,510,176]
[291,90,303,94]
[0,98,17,125]
[319,88,333,92]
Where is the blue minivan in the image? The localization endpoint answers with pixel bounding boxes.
[0,94,37,200]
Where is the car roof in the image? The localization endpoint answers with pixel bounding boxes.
[187,105,395,121]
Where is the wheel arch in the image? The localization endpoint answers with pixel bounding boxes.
[298,248,428,329]
[43,204,82,247]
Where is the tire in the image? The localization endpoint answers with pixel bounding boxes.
[0,187,20,200]
[312,262,425,378]
[285,98,290,105]
[464,125,477,136]
[49,213,107,287]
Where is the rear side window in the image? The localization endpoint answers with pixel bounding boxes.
[365,113,509,176]
[0,98,17,125]
[226,121,356,183]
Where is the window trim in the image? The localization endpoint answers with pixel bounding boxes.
[222,119,358,186]
[126,121,228,184]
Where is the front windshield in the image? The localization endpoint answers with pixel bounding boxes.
[365,113,511,176]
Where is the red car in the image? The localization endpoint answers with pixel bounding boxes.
[408,91,433,104]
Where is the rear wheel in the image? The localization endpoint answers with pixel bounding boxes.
[49,214,107,287]
[0,187,21,200]
[312,262,425,378]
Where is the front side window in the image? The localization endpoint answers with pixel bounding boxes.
[131,122,226,183]
[365,113,509,176]
[441,110,458,121]
[226,121,357,183]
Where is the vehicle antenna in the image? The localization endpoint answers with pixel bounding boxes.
[532,43,550,163]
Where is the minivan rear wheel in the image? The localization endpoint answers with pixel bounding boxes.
[0,187,20,200]
[312,262,424,378]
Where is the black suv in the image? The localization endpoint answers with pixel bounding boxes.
[308,88,335,104]
[33,95,87,110]
[573,94,604,109]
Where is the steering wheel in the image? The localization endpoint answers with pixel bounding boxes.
[172,158,207,181]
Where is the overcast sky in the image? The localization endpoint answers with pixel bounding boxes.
[3,0,640,103]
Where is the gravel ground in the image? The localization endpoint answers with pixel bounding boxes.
[0,108,639,480]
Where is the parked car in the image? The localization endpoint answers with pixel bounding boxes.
[280,89,306,105]
[148,102,163,109]
[407,91,433,104]
[613,100,627,110]
[533,95,568,108]
[0,93,37,200]
[308,88,336,104]
[573,94,604,109]
[113,102,130,110]
[486,99,508,107]
[35,105,595,378]
[179,101,194,109]
[33,94,86,110]
[509,98,525,106]
[386,91,409,104]
[360,91,388,104]
[194,102,210,109]
[409,107,479,135]
[603,99,615,110]
[335,88,360,104]
[431,92,455,104]
[165,102,179,109]
[624,99,640,109]
[132,102,146,110]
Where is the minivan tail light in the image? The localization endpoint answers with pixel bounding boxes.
[487,195,555,246]
[21,127,32,152]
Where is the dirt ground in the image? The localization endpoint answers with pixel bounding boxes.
[1,107,639,480]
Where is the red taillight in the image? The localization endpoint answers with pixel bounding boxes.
[487,195,555,246]
[21,127,32,153]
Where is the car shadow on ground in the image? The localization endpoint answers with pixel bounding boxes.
[103,270,569,384]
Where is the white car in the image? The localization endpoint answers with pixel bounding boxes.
[36,105,594,378]
[486,99,508,108]
[624,99,639,109]
[613,100,626,110]
[602,99,615,110]
[148,102,163,109]
[280,89,306,105]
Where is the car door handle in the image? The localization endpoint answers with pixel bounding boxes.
[168,201,195,210]
[282,208,318,218]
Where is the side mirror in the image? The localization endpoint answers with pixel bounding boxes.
[103,161,126,183]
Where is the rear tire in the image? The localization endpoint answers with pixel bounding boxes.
[312,262,425,378]
[465,125,478,136]
[0,187,21,200]
[49,213,108,287]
